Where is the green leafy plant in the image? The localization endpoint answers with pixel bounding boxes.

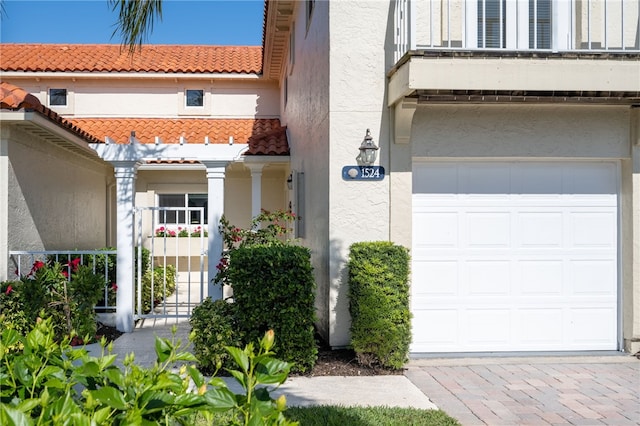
[0,258,105,343]
[0,317,297,425]
[229,245,317,373]
[348,241,412,369]
[190,298,242,373]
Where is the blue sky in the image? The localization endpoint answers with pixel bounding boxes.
[1,0,265,45]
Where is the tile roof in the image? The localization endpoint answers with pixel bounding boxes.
[0,82,102,143]
[0,44,263,74]
[69,118,289,155]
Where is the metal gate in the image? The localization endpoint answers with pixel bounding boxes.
[135,207,207,320]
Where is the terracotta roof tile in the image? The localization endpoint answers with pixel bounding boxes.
[0,82,101,144]
[68,117,289,155]
[0,44,262,74]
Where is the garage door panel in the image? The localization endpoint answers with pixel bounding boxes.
[466,261,510,295]
[570,260,617,295]
[519,309,564,345]
[412,260,459,296]
[412,310,459,348]
[571,211,617,247]
[466,212,511,247]
[519,261,564,295]
[466,310,511,345]
[570,308,617,347]
[411,161,618,353]
[413,211,459,247]
[518,212,564,247]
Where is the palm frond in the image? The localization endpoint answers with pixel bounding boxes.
[109,0,163,54]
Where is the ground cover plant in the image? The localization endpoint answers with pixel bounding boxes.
[0,317,297,425]
[285,406,460,426]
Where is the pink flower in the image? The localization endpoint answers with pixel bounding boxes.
[111,283,118,292]
[32,260,45,271]
[61,270,69,278]
[5,285,13,295]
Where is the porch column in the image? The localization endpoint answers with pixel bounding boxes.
[0,135,8,281]
[245,163,265,219]
[113,161,139,333]
[628,109,640,353]
[202,161,228,300]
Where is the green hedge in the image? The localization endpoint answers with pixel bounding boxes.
[227,245,317,373]
[348,241,411,369]
[190,298,241,373]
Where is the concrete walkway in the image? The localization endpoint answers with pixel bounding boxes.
[406,356,640,425]
[103,320,436,409]
[102,321,640,423]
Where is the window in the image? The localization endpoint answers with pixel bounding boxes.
[477,0,505,48]
[529,0,551,49]
[158,193,208,225]
[49,88,67,106]
[475,0,553,50]
[186,89,204,107]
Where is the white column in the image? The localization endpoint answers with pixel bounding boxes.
[113,162,139,333]
[0,134,8,281]
[202,161,228,300]
[246,163,265,219]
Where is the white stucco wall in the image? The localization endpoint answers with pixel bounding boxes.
[5,126,110,253]
[5,78,280,119]
[412,104,630,159]
[281,1,331,340]
[325,0,396,347]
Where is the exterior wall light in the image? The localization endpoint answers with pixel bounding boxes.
[356,129,379,166]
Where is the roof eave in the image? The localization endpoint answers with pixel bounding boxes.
[0,71,263,80]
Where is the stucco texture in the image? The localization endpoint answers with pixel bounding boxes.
[6,127,110,254]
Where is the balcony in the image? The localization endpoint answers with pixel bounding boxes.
[395,0,640,62]
[389,0,640,108]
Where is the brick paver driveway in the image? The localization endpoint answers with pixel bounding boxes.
[406,356,639,425]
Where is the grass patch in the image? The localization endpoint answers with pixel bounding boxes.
[285,406,461,425]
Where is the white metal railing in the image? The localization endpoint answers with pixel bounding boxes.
[8,250,118,312]
[395,0,640,60]
[136,206,207,319]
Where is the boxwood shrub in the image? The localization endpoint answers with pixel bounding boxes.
[228,244,317,373]
[348,241,411,369]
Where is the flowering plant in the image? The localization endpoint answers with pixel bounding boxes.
[155,225,208,237]
[0,258,106,343]
[214,209,297,286]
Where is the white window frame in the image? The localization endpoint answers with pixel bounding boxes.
[466,0,570,50]
[156,193,208,226]
[178,87,210,116]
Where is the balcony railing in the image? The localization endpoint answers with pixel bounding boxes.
[395,0,640,62]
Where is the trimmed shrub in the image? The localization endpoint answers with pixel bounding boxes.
[190,298,241,373]
[348,241,411,369]
[228,244,317,373]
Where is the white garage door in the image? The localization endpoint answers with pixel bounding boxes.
[411,161,619,352]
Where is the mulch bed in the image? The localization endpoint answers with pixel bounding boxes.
[98,324,403,376]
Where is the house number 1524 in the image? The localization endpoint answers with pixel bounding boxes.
[341,166,386,181]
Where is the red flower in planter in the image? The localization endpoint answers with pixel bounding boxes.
[5,285,13,295]
[111,283,118,292]
[61,270,69,278]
